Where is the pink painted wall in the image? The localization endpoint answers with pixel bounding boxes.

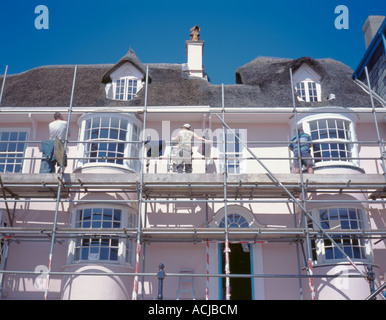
[1,115,385,300]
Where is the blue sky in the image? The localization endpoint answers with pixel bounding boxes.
[0,0,385,84]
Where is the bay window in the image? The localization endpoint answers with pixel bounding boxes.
[74,207,121,261]
[298,113,359,168]
[77,113,142,172]
[311,207,371,264]
[69,205,137,266]
[310,119,352,163]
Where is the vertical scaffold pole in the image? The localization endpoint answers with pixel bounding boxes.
[140,199,149,300]
[205,194,210,300]
[288,129,304,299]
[132,66,149,300]
[365,66,386,181]
[288,133,304,299]
[290,68,315,300]
[364,66,386,300]
[0,65,8,107]
[0,66,12,298]
[221,84,231,300]
[205,239,210,300]
[205,113,213,300]
[44,65,77,300]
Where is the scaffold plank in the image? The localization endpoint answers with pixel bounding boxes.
[0,172,385,199]
[0,226,385,242]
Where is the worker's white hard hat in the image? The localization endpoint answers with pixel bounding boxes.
[181,123,191,129]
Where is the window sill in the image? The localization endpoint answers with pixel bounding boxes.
[63,262,135,270]
[74,162,138,174]
[311,260,374,269]
[107,97,137,102]
[313,162,364,173]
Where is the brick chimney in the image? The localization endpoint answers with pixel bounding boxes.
[185,25,205,79]
[362,15,385,48]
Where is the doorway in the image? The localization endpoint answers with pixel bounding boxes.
[221,243,252,300]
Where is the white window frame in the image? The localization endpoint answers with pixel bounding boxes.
[309,118,353,165]
[293,63,322,102]
[310,207,372,265]
[114,77,140,101]
[0,128,29,174]
[219,213,250,228]
[76,113,142,172]
[130,122,141,172]
[295,81,321,102]
[217,129,247,174]
[297,113,359,169]
[67,204,137,267]
[107,62,144,101]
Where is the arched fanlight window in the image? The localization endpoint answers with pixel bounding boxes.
[219,214,249,228]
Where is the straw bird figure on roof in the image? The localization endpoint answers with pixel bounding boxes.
[190,25,200,41]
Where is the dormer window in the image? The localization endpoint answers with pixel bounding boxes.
[102,48,149,102]
[114,77,140,101]
[295,81,319,102]
[103,60,145,101]
[110,61,144,101]
[293,64,322,102]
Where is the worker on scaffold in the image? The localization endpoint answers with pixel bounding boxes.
[40,112,71,173]
[172,123,208,173]
[289,123,314,174]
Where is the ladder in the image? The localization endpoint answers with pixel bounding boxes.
[176,268,196,300]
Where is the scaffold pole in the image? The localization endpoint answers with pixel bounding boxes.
[44,65,77,300]
[132,66,149,300]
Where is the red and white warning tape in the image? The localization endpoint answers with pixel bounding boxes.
[206,240,209,300]
[131,241,141,300]
[307,258,316,300]
[224,242,231,300]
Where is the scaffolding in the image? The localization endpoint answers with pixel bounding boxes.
[0,64,386,300]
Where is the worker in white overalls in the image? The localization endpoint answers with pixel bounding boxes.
[172,123,207,173]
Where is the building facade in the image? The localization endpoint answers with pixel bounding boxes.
[0,19,386,300]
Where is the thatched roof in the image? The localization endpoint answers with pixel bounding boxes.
[0,56,379,108]
[0,65,113,107]
[235,56,380,108]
